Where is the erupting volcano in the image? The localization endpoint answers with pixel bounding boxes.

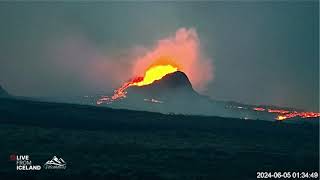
[96,62,320,122]
[97,64,179,105]
[94,27,319,122]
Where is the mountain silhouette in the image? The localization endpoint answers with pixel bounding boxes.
[126,71,197,100]
[105,71,293,120]
[0,85,10,98]
[107,71,232,116]
[142,71,193,90]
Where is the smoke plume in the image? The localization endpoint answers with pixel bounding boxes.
[49,27,213,95]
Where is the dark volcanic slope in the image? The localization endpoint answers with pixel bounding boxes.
[139,71,193,90]
[0,85,10,98]
[0,98,318,180]
[127,71,197,99]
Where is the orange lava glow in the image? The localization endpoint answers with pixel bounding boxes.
[253,107,320,121]
[277,115,287,121]
[267,109,290,114]
[134,65,178,86]
[97,64,178,104]
[276,112,320,121]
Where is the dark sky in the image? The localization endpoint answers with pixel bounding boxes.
[0,1,318,111]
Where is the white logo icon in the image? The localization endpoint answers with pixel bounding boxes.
[44,156,66,169]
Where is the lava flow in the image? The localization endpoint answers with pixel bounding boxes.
[275,112,320,121]
[253,107,320,121]
[97,64,178,104]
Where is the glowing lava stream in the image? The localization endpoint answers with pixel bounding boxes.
[253,107,320,121]
[97,64,178,104]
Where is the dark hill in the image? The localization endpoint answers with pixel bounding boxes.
[142,71,193,90]
[110,71,230,117]
[0,85,10,98]
[127,71,196,99]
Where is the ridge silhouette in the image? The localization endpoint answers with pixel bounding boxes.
[0,85,10,97]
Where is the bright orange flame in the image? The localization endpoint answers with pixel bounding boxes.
[97,64,178,104]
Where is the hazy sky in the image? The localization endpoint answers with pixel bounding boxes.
[0,1,318,111]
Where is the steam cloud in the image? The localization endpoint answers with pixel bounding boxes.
[132,28,213,92]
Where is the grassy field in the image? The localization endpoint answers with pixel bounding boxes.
[0,98,318,180]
